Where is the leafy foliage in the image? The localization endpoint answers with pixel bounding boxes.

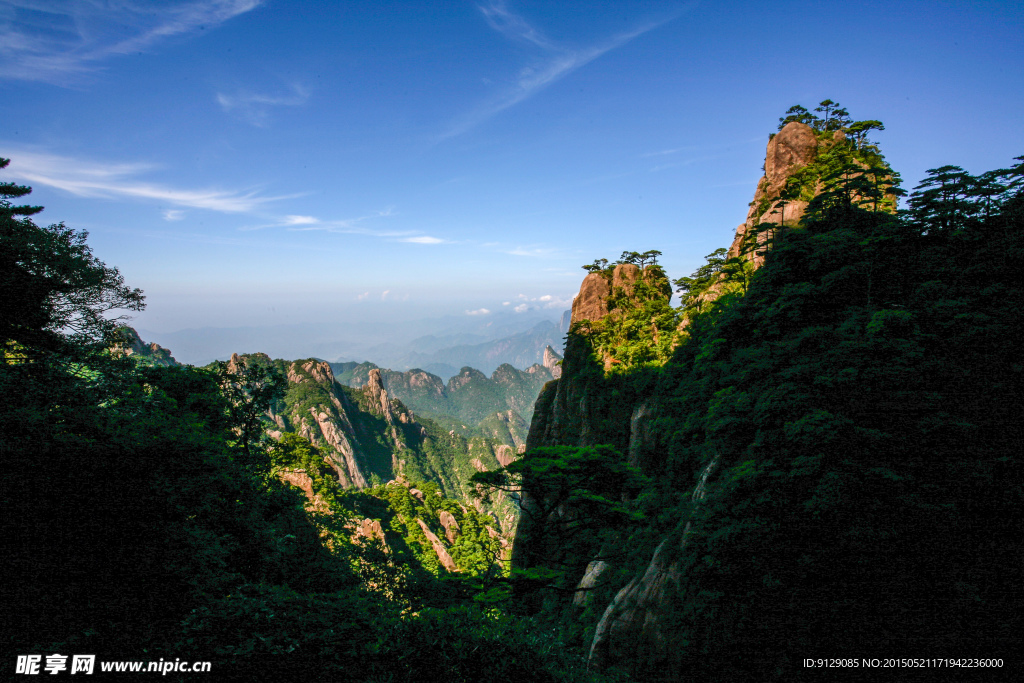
[520,150,1024,679]
[1,157,144,365]
[0,162,620,682]
[474,445,648,594]
[574,262,680,369]
[212,353,287,468]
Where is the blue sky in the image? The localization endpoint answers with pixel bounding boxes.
[3,0,1022,338]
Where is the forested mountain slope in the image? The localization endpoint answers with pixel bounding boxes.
[493,106,1023,680]
[262,354,520,532]
[1,158,609,681]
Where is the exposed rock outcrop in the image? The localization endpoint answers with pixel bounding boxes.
[439,510,460,544]
[112,326,178,366]
[587,455,720,675]
[727,121,820,267]
[542,345,563,379]
[277,469,332,514]
[275,359,371,488]
[573,559,609,608]
[494,444,516,468]
[416,518,458,572]
[525,263,671,454]
[363,368,408,454]
[354,518,387,547]
[571,272,612,323]
[486,524,510,548]
[611,263,642,298]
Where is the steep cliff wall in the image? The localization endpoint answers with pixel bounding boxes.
[248,355,523,535]
[508,111,1019,681]
[727,121,819,267]
[524,262,674,454]
[514,130,813,671]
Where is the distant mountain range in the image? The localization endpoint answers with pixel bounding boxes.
[364,317,568,379]
[333,347,562,429]
[138,309,571,375]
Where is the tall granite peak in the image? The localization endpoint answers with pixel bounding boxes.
[517,109,905,679]
[542,345,562,379]
[727,119,897,270]
[728,121,819,266]
[764,121,819,196]
[570,272,611,323]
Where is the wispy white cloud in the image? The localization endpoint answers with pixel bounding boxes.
[517,293,573,309]
[162,209,186,221]
[477,0,560,51]
[280,212,445,245]
[400,235,444,244]
[217,83,309,126]
[439,2,681,139]
[506,245,561,258]
[466,308,491,316]
[506,291,571,313]
[262,208,396,234]
[282,214,319,225]
[7,149,293,213]
[0,0,261,85]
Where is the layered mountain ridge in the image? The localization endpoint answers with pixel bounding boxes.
[334,348,561,427]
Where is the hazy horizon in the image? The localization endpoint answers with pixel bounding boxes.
[135,304,569,367]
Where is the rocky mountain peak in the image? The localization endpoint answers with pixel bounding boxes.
[447,366,488,391]
[610,262,642,296]
[570,263,671,327]
[727,117,896,271]
[728,121,821,266]
[571,272,612,324]
[287,359,335,385]
[763,121,818,195]
[111,326,178,366]
[226,351,271,374]
[542,345,563,379]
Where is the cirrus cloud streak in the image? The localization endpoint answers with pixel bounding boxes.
[0,0,261,85]
[6,149,294,213]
